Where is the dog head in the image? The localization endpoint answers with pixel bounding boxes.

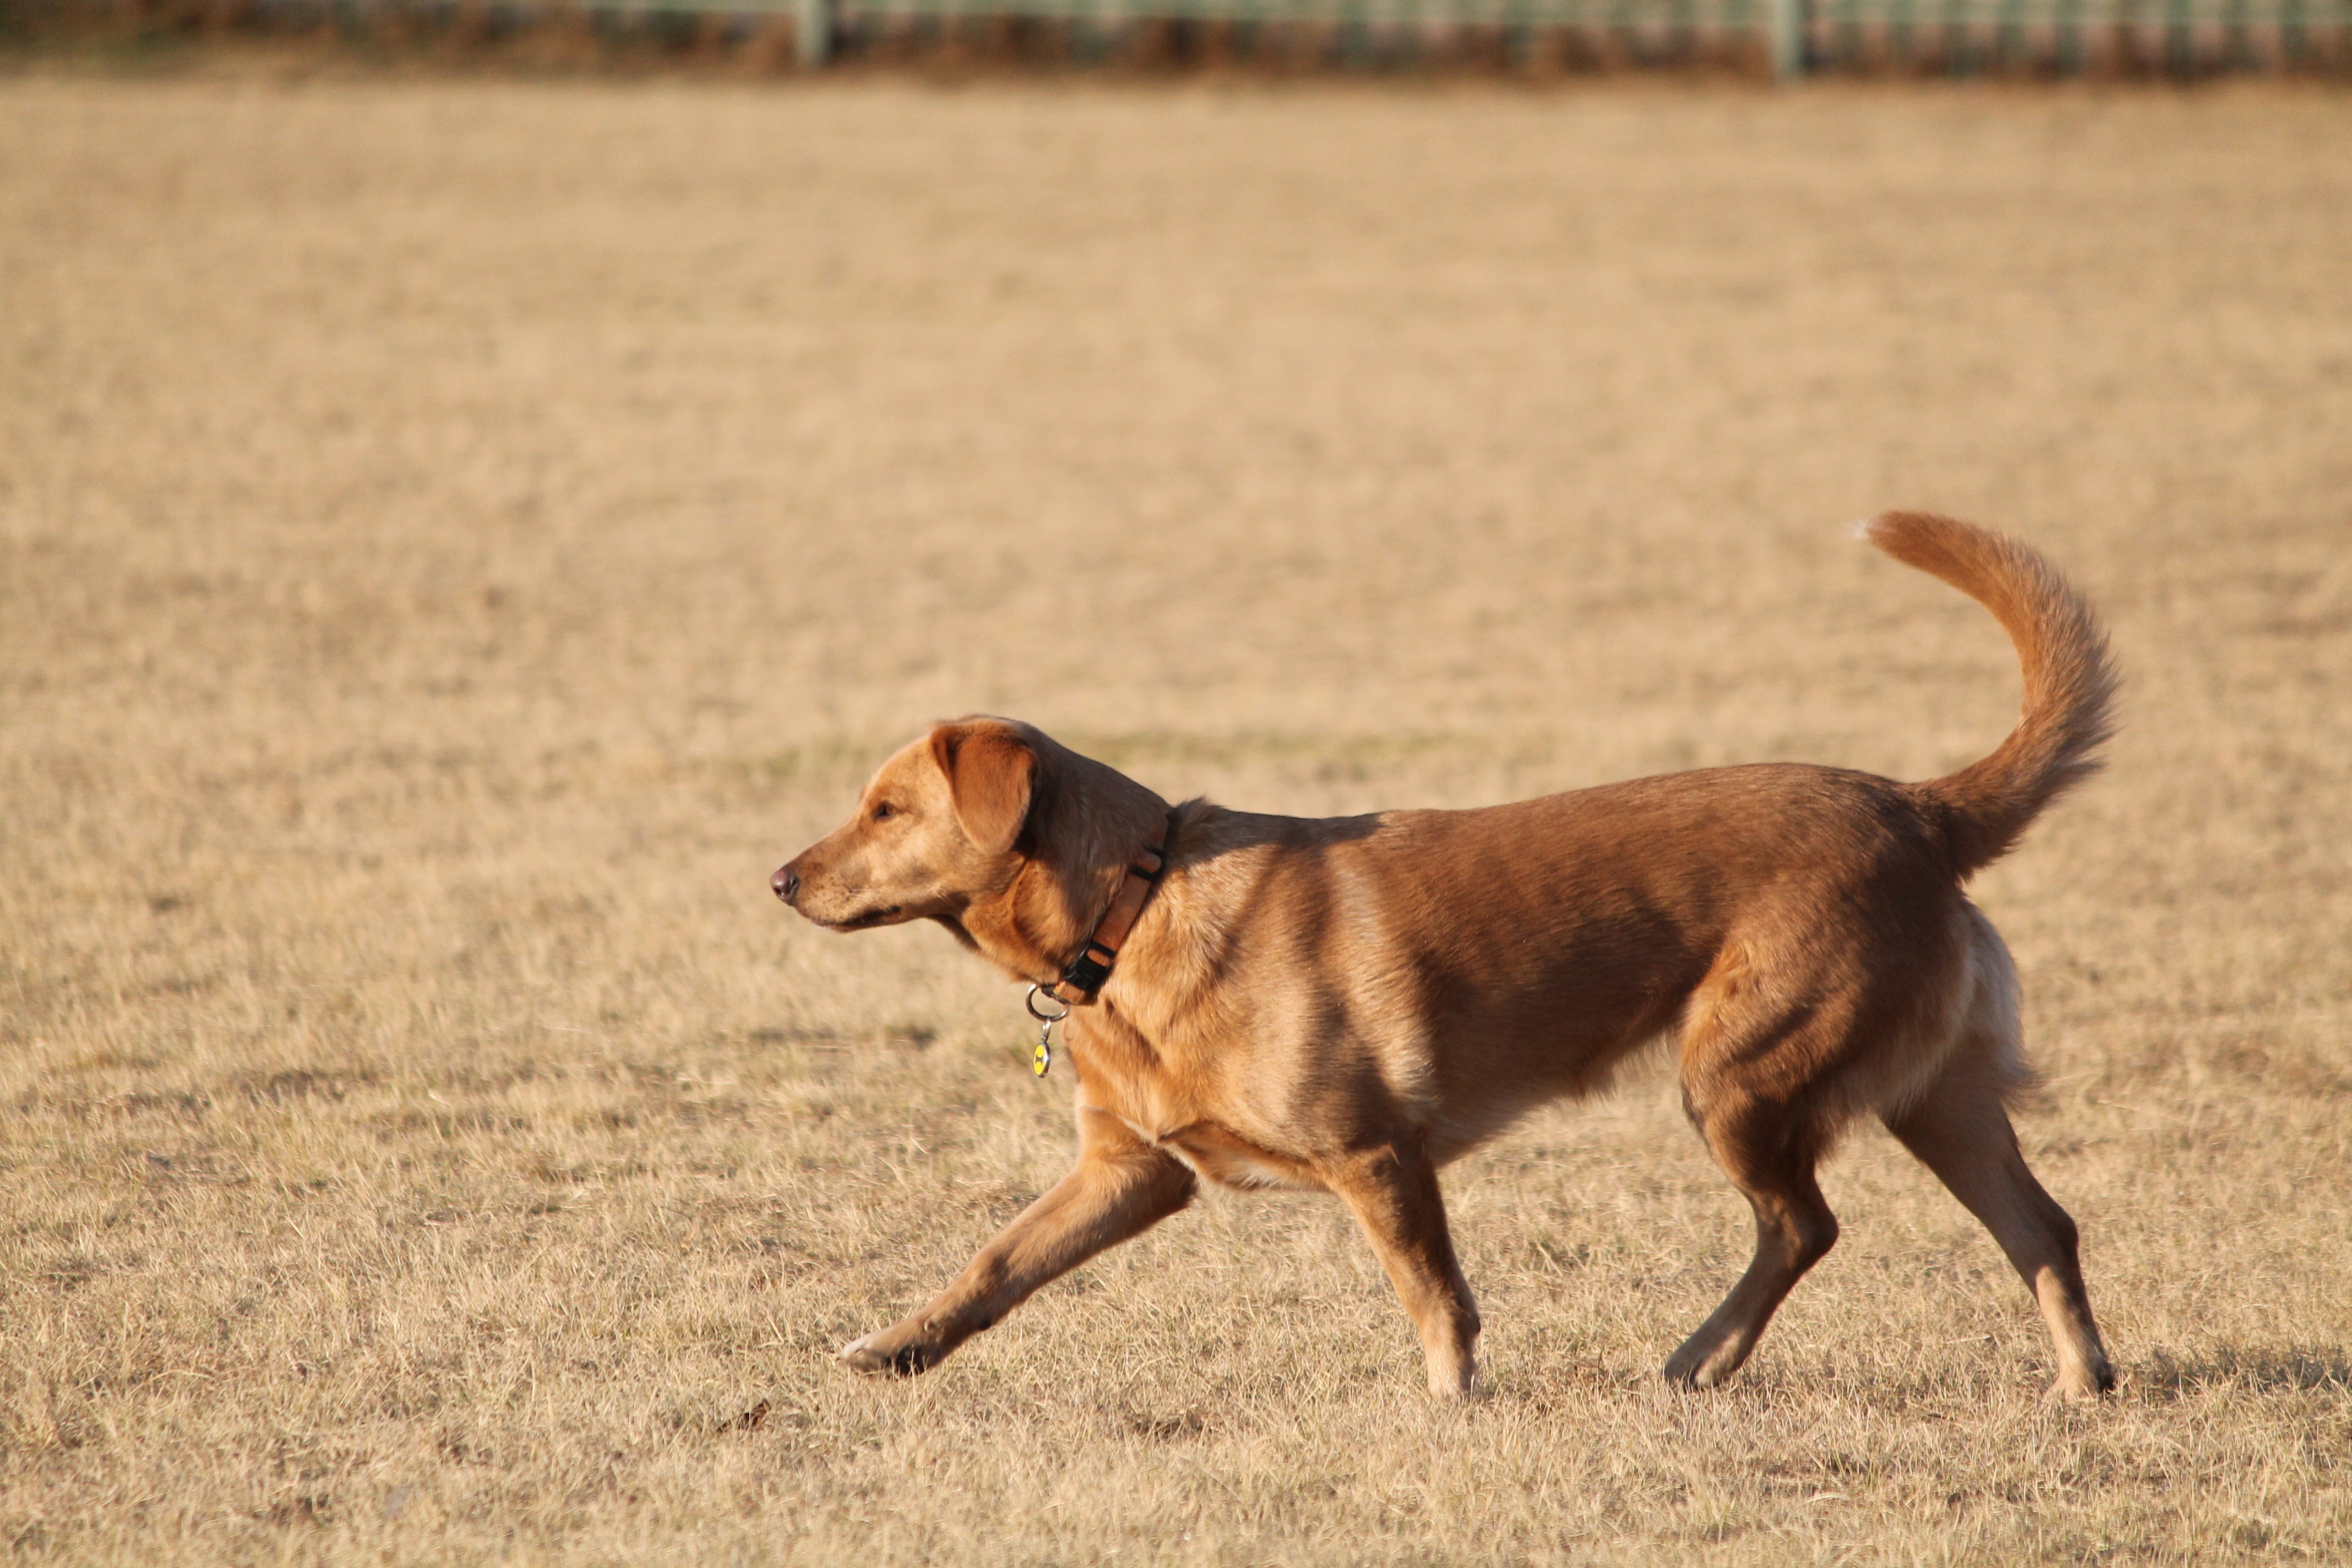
[772,717,1172,982]
[772,717,1037,933]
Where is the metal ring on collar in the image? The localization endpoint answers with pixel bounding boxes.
[1025,983,1071,1023]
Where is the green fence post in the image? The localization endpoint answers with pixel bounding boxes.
[796,0,830,61]
[1769,0,1804,70]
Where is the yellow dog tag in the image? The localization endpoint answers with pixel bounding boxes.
[1024,983,1068,1080]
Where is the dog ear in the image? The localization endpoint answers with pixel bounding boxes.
[928,722,1035,856]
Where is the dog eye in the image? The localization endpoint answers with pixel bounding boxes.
[872,802,894,821]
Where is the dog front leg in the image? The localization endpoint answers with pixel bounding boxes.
[1325,1139,1481,1400]
[839,1108,1197,1376]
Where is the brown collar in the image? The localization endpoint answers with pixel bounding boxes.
[1044,835,1169,1007]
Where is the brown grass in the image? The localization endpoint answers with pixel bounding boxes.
[3,68,2350,1565]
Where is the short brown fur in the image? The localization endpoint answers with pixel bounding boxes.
[775,514,2118,1400]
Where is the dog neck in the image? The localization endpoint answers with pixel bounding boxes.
[1046,839,1169,1005]
[959,746,1174,990]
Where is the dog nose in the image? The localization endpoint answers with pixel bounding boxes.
[772,866,800,905]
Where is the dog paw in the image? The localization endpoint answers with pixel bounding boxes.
[2044,1362,2117,1404]
[837,1331,935,1377]
[1426,1370,1479,1402]
[1662,1340,1744,1391]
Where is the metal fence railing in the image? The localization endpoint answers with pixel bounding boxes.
[13,0,2350,71]
[555,0,2352,72]
[736,0,2341,73]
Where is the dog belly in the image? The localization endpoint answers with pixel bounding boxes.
[1157,1120,1325,1191]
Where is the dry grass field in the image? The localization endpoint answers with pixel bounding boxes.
[4,67,2351,1565]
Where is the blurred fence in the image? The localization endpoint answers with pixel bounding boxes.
[801,0,2352,73]
[9,0,2349,71]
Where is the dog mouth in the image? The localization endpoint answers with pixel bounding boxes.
[821,905,905,932]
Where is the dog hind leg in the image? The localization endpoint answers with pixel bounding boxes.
[1663,1092,1841,1390]
[1882,1061,2115,1401]
[1666,961,1850,1390]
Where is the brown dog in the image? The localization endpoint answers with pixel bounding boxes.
[774,514,2118,1401]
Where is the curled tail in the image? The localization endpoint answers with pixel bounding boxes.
[1865,512,2117,879]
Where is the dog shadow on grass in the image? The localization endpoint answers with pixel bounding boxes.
[2138,1346,2352,1399]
